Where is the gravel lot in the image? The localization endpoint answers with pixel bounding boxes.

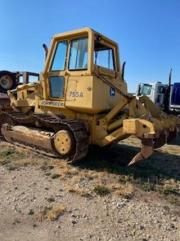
[0,136,180,241]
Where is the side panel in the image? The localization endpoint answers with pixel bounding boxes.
[92,76,127,113]
[65,75,93,112]
[65,75,127,114]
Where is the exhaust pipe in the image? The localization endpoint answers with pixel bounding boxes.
[168,68,172,87]
[121,61,126,80]
[43,44,48,60]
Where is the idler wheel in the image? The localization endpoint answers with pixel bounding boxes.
[53,130,75,156]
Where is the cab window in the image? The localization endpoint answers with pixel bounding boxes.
[51,41,67,71]
[139,84,152,95]
[49,76,64,98]
[69,37,88,70]
[157,85,166,94]
[94,41,115,70]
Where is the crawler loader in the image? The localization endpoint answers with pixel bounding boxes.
[0,28,178,166]
[0,71,39,112]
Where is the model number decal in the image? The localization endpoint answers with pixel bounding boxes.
[69,91,83,98]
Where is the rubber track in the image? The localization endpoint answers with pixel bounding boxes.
[1,112,89,162]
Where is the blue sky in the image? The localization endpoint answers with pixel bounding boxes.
[0,0,180,92]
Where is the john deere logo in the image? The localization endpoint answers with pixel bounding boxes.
[110,87,115,98]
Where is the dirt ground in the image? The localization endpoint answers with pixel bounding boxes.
[0,135,180,241]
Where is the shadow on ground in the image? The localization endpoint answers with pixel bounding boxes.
[75,134,180,185]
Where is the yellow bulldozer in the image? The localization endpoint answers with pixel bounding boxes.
[0,28,178,166]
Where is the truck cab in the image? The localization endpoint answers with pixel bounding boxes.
[136,82,168,110]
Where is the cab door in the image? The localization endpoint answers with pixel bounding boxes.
[48,41,68,100]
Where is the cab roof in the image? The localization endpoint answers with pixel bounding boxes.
[52,27,118,47]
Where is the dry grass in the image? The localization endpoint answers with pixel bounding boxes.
[51,160,80,180]
[46,206,67,221]
[0,144,50,170]
[1,134,180,206]
[67,187,91,197]
[160,144,180,155]
[92,181,134,198]
[35,205,67,221]
[119,135,141,147]
[115,184,134,198]
[97,172,105,186]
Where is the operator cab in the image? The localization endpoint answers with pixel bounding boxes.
[40,28,127,114]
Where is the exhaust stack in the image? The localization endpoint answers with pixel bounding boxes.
[43,44,48,61]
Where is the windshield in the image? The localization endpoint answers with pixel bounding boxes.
[69,37,88,70]
[51,41,67,71]
[139,84,152,95]
[94,41,115,70]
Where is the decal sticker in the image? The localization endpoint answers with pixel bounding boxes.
[40,100,64,107]
[110,87,115,99]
